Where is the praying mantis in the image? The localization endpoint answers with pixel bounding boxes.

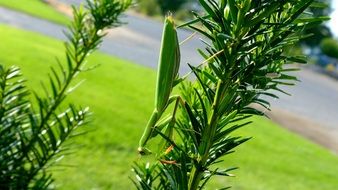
[137,16,222,155]
[137,16,184,155]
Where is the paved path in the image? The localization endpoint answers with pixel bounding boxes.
[271,66,338,129]
[0,6,66,39]
[0,6,203,74]
[0,3,337,146]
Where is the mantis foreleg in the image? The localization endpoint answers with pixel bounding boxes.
[138,96,185,155]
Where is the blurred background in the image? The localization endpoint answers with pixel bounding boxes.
[0,0,337,189]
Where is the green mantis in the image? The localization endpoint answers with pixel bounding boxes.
[138,16,181,155]
[137,16,223,155]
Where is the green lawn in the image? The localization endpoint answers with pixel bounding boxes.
[0,24,338,189]
[0,0,69,25]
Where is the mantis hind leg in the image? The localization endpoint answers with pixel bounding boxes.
[157,95,185,154]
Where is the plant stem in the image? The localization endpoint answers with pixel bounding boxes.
[188,80,225,190]
[188,166,203,190]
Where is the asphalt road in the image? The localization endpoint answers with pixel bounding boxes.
[0,3,337,133]
[0,5,203,74]
[270,66,338,129]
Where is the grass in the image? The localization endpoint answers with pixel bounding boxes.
[0,24,338,189]
[0,0,69,25]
